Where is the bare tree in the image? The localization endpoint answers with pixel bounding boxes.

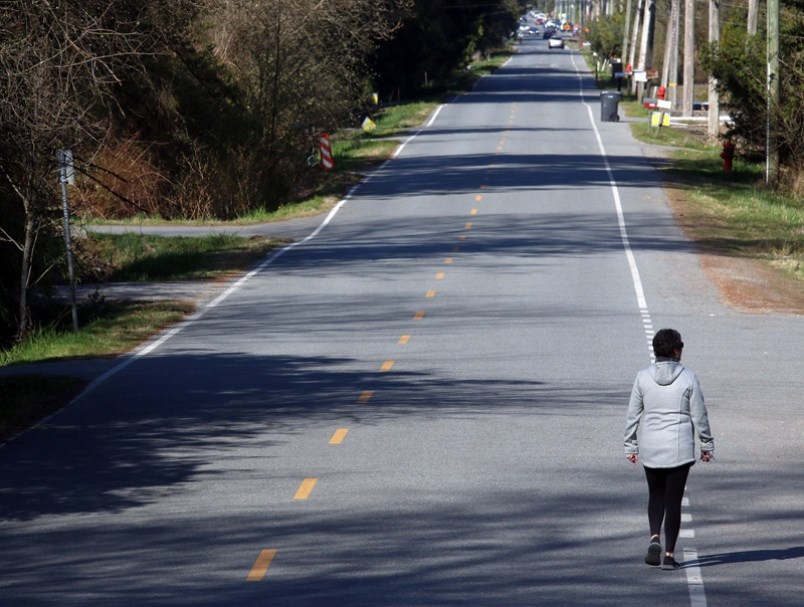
[0,0,152,340]
[168,0,412,214]
[200,0,411,141]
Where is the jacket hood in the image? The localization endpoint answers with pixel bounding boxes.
[649,360,685,386]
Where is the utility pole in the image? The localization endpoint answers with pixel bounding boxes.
[747,0,759,35]
[671,0,681,107]
[636,0,655,100]
[628,0,644,94]
[766,0,780,184]
[661,0,675,90]
[707,0,720,139]
[682,0,695,117]
[622,0,633,63]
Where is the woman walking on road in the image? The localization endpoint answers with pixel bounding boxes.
[624,328,714,570]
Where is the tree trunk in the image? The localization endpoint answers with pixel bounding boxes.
[17,207,35,342]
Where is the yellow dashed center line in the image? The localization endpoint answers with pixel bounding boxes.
[458,235,467,241]
[470,208,478,216]
[475,195,483,202]
[329,429,349,445]
[414,311,426,320]
[380,360,395,372]
[357,390,374,403]
[426,290,436,299]
[399,335,410,345]
[247,549,277,581]
[444,258,453,265]
[436,271,445,279]
[294,478,318,500]
[464,222,473,230]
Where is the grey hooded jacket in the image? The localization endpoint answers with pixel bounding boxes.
[624,359,714,468]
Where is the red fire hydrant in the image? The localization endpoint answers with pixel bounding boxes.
[720,141,735,173]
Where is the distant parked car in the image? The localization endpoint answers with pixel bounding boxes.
[548,36,564,49]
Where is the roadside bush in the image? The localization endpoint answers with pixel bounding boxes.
[700,2,804,196]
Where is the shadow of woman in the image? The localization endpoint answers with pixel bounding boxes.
[688,547,804,567]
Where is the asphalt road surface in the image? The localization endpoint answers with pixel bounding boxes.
[1,35,802,607]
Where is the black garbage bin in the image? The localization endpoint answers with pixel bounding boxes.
[600,91,621,122]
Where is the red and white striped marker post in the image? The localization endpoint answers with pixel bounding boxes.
[319,133,334,171]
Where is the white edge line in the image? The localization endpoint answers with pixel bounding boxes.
[394,104,445,158]
[426,104,445,128]
[571,53,708,607]
[76,196,349,402]
[570,56,650,313]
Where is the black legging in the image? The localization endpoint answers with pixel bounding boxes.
[643,463,692,553]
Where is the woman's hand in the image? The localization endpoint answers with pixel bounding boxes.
[627,453,638,464]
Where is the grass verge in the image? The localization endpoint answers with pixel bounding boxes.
[661,151,803,283]
[88,233,283,282]
[619,96,804,291]
[1,301,195,366]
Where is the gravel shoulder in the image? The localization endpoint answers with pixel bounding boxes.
[670,200,804,316]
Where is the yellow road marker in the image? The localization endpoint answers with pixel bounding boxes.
[414,311,426,320]
[380,360,395,372]
[475,195,483,201]
[357,390,374,403]
[329,428,349,445]
[464,222,473,229]
[399,335,410,345]
[436,271,445,279]
[426,290,436,299]
[294,478,318,500]
[470,208,478,216]
[247,549,277,581]
[458,235,467,241]
[444,258,453,265]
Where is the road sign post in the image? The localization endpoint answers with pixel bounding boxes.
[57,149,79,331]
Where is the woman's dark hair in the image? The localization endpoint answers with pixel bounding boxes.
[653,328,684,359]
